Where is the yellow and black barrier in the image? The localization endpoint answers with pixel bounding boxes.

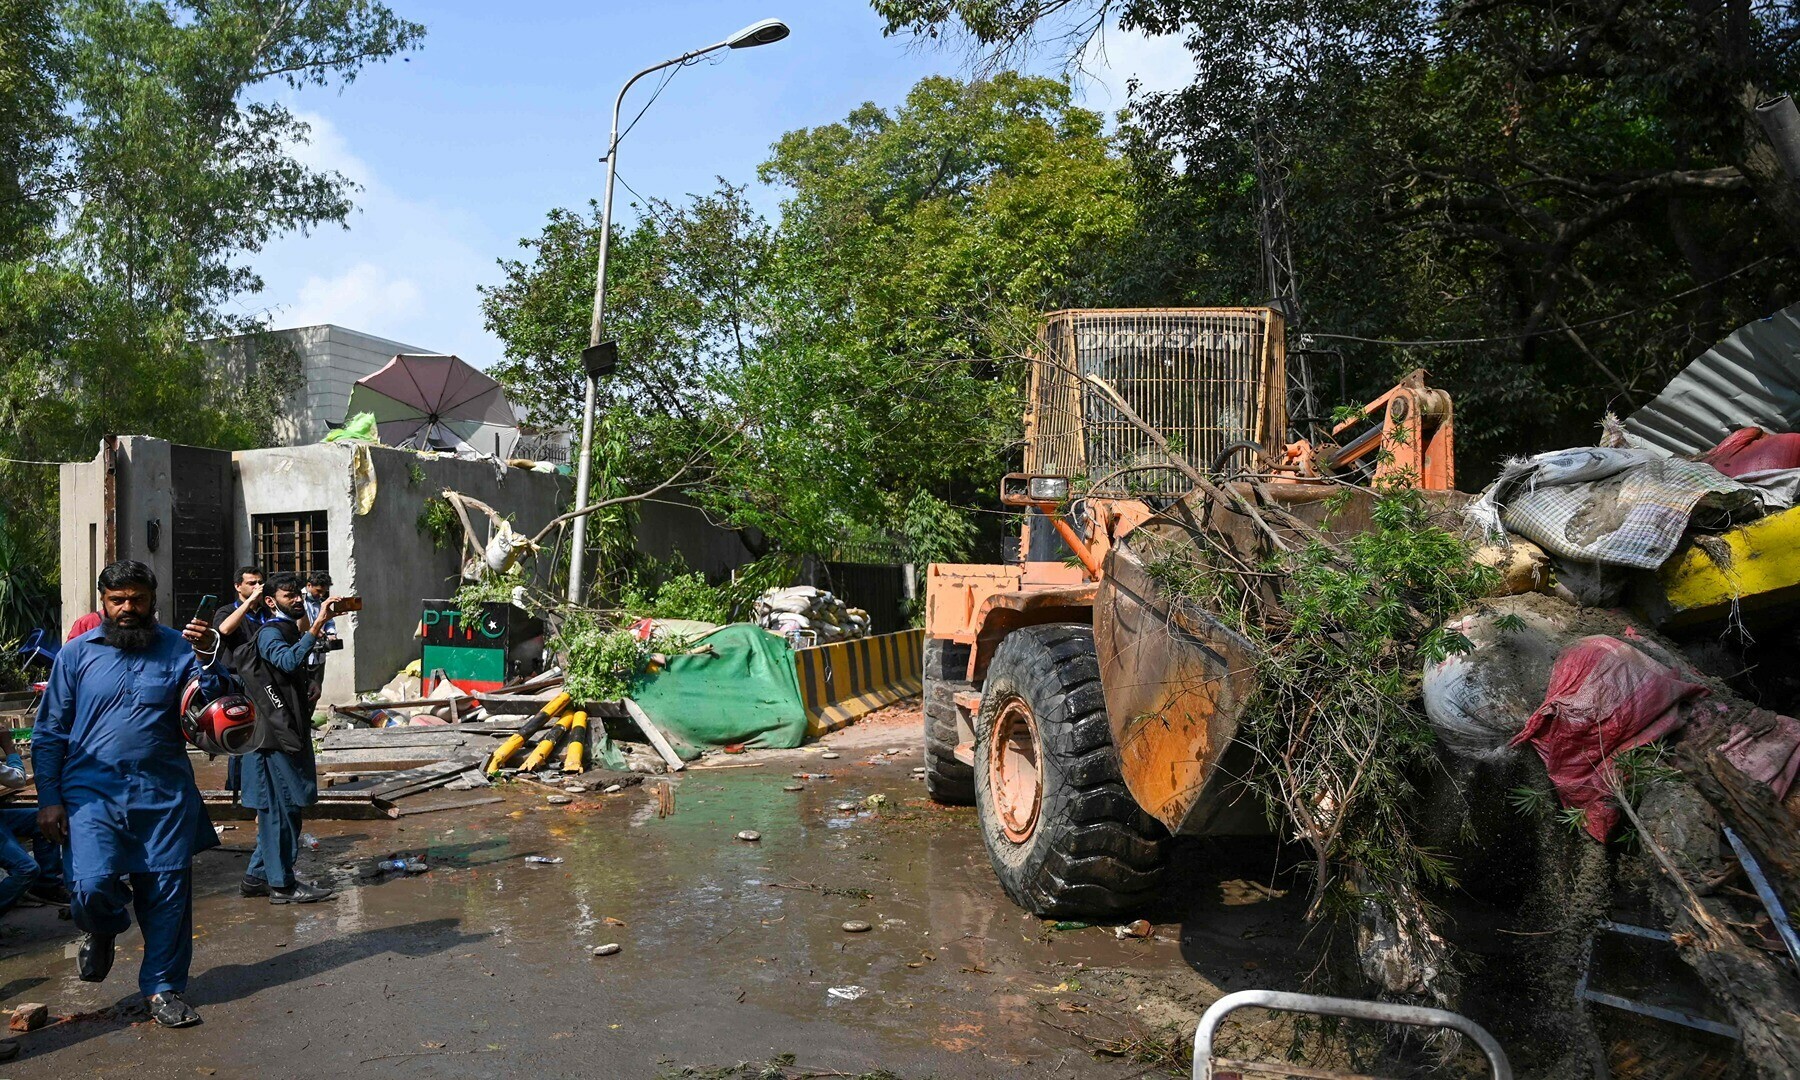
[485,691,572,775]
[794,628,924,737]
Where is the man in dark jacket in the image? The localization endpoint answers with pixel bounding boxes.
[213,566,265,665]
[236,573,344,904]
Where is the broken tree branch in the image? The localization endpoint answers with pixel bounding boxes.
[525,416,754,550]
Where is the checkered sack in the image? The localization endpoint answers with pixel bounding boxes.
[1466,447,1761,570]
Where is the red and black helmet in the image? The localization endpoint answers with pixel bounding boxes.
[179,679,259,756]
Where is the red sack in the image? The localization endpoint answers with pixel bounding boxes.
[1510,636,1708,841]
[1701,427,1800,477]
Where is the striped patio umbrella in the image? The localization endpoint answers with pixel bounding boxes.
[346,354,518,453]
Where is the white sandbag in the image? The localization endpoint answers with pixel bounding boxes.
[1422,598,1574,760]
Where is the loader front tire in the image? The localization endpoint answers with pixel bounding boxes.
[923,638,976,806]
[974,624,1167,918]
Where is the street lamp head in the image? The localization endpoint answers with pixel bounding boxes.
[727,18,789,48]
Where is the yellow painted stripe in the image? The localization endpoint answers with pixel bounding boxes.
[795,629,930,735]
[1652,505,1800,627]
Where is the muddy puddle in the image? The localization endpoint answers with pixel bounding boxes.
[0,718,1331,1079]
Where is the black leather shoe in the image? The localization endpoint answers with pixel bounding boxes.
[146,992,200,1028]
[239,876,269,897]
[76,932,115,982]
[269,881,334,904]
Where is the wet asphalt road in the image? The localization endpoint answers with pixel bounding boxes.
[0,709,1316,1079]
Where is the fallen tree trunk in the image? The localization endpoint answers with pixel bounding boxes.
[1678,745,1800,918]
[1626,786,1800,1077]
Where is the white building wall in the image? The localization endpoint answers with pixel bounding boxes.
[60,437,570,707]
[57,437,180,632]
[231,443,360,704]
[214,324,434,447]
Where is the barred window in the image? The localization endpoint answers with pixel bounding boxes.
[253,511,329,576]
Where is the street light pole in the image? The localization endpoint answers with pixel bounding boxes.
[566,18,791,605]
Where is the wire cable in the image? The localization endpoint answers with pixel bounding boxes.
[1306,255,1781,347]
[610,55,703,156]
[614,170,651,207]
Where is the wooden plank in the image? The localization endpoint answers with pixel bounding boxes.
[324,771,397,788]
[622,698,685,772]
[474,694,563,715]
[201,791,398,820]
[320,719,530,742]
[330,760,471,799]
[320,730,483,748]
[397,795,503,817]
[315,747,487,767]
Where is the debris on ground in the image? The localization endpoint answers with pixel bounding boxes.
[8,1004,46,1033]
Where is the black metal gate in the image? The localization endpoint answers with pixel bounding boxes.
[169,445,234,625]
[819,562,908,635]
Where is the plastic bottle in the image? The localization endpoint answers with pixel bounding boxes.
[300,832,320,851]
[377,856,428,874]
[523,855,564,865]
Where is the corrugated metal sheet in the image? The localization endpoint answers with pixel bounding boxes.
[1624,304,1800,454]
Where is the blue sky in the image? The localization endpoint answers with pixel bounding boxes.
[234,2,1194,364]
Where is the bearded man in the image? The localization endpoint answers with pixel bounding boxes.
[34,560,231,1028]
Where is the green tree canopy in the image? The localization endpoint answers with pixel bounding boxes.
[875,0,1800,471]
[486,74,1193,586]
[0,0,422,613]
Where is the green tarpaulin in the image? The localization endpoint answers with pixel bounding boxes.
[630,624,809,750]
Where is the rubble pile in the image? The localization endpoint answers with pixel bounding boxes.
[1418,411,1800,1074]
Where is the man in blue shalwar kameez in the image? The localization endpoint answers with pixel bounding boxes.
[34,560,232,1028]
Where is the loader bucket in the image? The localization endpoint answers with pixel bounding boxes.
[1093,529,1263,834]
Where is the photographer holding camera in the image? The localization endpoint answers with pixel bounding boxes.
[299,571,340,701]
[235,573,356,905]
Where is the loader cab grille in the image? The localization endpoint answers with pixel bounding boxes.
[1027,309,1287,497]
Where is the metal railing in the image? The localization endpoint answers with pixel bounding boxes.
[1192,989,1512,1080]
[513,432,570,463]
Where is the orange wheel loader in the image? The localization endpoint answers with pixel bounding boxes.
[922,308,1458,917]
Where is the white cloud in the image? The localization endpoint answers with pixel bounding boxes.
[1076,24,1193,111]
[283,262,424,330]
[284,109,374,188]
[236,111,500,363]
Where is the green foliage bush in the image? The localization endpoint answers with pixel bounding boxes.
[550,609,655,703]
[615,571,729,624]
[416,497,463,551]
[1146,487,1496,929]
